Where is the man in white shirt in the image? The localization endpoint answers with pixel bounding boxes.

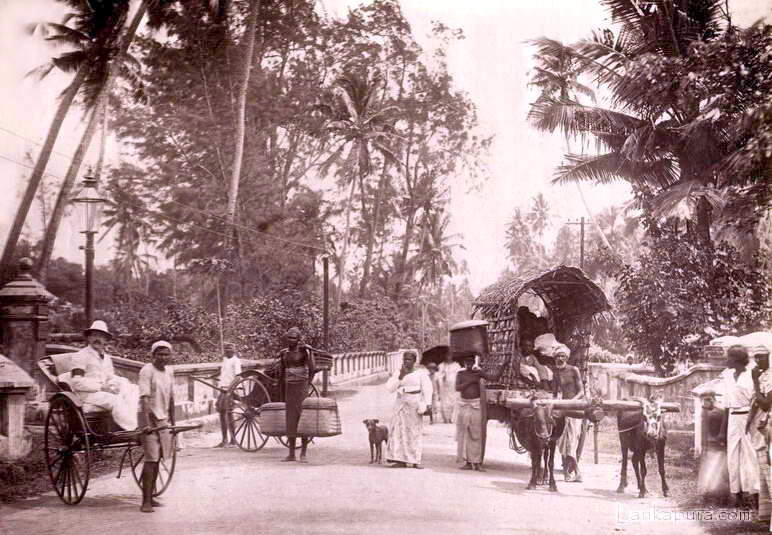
[721,344,760,507]
[214,342,242,448]
[62,320,138,430]
[138,340,175,513]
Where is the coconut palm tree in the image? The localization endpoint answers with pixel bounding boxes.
[408,207,462,292]
[36,0,217,282]
[99,165,155,288]
[528,0,728,247]
[1,0,132,277]
[315,70,400,306]
[527,193,551,244]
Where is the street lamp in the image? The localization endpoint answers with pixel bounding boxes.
[73,173,105,325]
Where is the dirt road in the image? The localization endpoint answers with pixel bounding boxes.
[0,383,705,535]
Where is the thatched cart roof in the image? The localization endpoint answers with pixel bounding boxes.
[473,266,611,320]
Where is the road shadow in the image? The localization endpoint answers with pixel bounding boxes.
[490,479,528,495]
[6,493,137,511]
[583,486,642,500]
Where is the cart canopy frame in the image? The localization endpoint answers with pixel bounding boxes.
[472,265,611,388]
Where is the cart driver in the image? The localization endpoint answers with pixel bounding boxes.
[138,340,175,513]
[553,345,584,483]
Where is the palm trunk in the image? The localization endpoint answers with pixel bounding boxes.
[35,1,148,281]
[695,196,713,247]
[95,101,109,181]
[358,160,389,297]
[37,102,103,282]
[225,0,260,228]
[0,65,87,276]
[335,176,358,308]
[391,209,416,301]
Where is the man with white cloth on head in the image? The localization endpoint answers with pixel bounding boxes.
[720,344,760,508]
[62,320,139,430]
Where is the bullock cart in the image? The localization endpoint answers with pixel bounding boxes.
[449,266,680,463]
[37,353,200,505]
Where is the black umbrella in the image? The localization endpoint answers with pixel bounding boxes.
[420,345,450,366]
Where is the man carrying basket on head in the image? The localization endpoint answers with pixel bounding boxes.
[278,327,316,463]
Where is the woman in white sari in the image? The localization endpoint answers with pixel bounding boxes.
[386,351,433,469]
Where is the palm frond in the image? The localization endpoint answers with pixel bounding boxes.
[45,23,90,45]
[554,152,677,187]
[529,97,644,136]
[26,62,55,81]
[52,50,87,73]
[650,180,727,220]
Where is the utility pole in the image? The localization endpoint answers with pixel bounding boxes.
[322,254,330,397]
[566,216,586,269]
[567,216,595,463]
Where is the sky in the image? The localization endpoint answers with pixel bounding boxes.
[0,0,769,294]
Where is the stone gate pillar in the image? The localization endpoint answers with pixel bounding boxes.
[0,258,54,396]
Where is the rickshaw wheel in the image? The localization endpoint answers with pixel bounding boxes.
[45,396,91,505]
[129,434,177,497]
[229,374,271,451]
[276,383,320,448]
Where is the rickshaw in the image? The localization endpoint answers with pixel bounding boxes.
[446,266,679,462]
[192,348,332,452]
[37,352,200,505]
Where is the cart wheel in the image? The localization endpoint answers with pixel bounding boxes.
[45,396,91,505]
[129,433,177,497]
[275,383,321,448]
[229,374,270,451]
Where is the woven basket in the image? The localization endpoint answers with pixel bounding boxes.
[258,402,287,436]
[314,353,333,371]
[297,397,342,437]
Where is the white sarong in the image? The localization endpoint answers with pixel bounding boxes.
[727,412,760,494]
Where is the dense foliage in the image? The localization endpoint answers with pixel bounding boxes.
[525,1,772,374]
[615,220,770,375]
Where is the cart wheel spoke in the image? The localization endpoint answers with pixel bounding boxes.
[227,374,270,452]
[45,396,90,505]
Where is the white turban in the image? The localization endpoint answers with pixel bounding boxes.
[151,340,173,354]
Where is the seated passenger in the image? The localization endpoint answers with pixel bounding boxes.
[521,338,554,390]
[62,320,139,430]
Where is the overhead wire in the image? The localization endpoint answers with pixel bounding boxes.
[0,152,325,261]
[0,124,80,162]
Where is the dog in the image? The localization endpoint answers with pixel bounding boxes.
[363,419,389,464]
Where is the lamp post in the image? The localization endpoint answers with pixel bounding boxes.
[73,174,105,326]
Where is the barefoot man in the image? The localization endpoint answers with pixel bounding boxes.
[554,344,584,482]
[214,342,242,448]
[138,341,175,513]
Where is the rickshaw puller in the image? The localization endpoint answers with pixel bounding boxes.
[138,340,175,513]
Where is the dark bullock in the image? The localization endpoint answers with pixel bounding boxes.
[513,403,566,492]
[616,397,669,498]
